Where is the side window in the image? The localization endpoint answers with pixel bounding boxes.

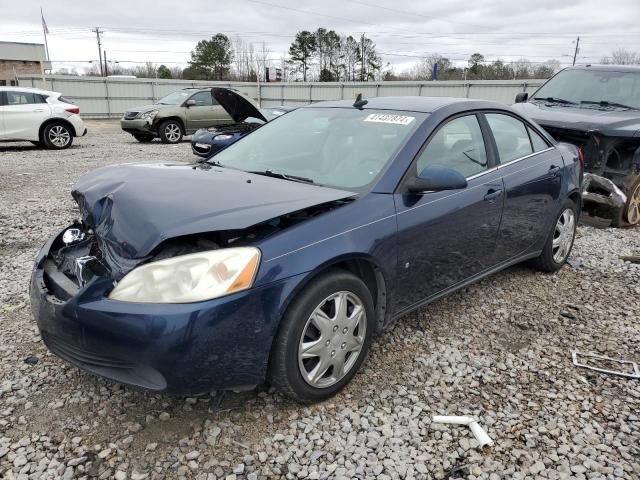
[486,113,533,163]
[189,91,213,106]
[528,126,550,152]
[6,91,42,105]
[416,115,488,178]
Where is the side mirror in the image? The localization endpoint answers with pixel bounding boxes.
[406,166,468,193]
[515,92,529,103]
[185,99,197,107]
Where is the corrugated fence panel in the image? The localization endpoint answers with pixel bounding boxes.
[17,75,547,117]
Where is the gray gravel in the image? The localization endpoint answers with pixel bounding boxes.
[1,121,639,479]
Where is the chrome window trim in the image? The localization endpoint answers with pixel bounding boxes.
[465,147,554,181]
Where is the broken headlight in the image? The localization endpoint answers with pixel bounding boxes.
[138,110,158,120]
[108,247,260,303]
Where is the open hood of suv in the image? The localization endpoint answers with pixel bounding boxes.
[211,87,267,123]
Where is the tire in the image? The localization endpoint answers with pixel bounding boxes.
[42,122,73,150]
[133,133,154,143]
[269,270,374,403]
[531,199,578,272]
[158,120,183,144]
[611,176,640,227]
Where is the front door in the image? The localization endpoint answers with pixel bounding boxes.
[393,114,504,313]
[184,91,231,131]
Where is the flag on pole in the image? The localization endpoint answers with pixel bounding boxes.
[41,8,49,34]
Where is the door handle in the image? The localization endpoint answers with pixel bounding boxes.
[548,165,561,177]
[484,188,503,202]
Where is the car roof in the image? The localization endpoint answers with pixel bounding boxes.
[304,96,507,114]
[565,64,640,73]
[0,86,59,96]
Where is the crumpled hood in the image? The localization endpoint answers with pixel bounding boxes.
[72,163,355,260]
[512,102,640,137]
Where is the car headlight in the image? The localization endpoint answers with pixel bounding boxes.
[138,110,158,119]
[108,247,260,303]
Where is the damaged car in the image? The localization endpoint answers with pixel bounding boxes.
[191,88,293,159]
[31,97,581,403]
[513,65,640,226]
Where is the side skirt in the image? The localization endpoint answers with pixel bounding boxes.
[389,251,541,324]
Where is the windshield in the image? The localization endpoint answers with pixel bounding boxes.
[211,107,426,190]
[156,91,190,105]
[533,69,640,109]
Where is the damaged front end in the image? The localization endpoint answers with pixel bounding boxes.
[543,126,640,225]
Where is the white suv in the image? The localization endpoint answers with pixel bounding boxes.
[0,87,87,149]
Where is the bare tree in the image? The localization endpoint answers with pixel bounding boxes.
[601,49,640,65]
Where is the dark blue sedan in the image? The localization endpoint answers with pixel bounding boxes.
[30,96,582,402]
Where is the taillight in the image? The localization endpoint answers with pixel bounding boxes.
[577,147,585,169]
[66,107,80,114]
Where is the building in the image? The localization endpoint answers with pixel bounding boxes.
[0,41,51,86]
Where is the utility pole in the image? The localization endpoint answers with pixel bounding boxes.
[92,27,104,76]
[572,36,580,66]
[40,7,50,65]
[103,50,108,77]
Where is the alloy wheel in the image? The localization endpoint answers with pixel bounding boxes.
[164,123,181,142]
[625,182,640,225]
[298,291,367,388]
[48,125,71,148]
[552,208,575,263]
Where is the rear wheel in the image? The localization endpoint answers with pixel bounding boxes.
[269,270,374,403]
[531,199,578,272]
[133,133,154,143]
[611,177,640,227]
[42,122,73,149]
[158,120,183,144]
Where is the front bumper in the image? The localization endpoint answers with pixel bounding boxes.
[120,118,156,136]
[582,173,627,219]
[30,229,303,393]
[190,129,243,159]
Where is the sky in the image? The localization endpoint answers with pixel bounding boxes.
[1,0,639,74]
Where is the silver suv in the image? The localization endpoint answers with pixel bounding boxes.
[120,87,257,144]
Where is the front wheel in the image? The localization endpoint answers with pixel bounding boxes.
[269,270,374,403]
[42,122,73,149]
[158,120,183,144]
[611,177,640,227]
[531,199,578,272]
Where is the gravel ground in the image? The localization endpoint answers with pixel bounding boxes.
[1,121,639,480]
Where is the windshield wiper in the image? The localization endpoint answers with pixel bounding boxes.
[249,169,315,184]
[533,96,578,105]
[580,100,639,111]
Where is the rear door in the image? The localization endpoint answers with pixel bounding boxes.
[2,90,51,140]
[484,112,563,262]
[393,113,504,312]
[184,91,231,131]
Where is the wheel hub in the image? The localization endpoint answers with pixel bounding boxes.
[297,291,366,388]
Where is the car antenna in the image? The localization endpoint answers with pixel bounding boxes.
[353,93,368,109]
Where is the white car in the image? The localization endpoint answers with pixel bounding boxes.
[0,87,87,149]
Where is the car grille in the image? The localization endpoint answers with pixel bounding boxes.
[43,332,136,370]
[124,111,139,120]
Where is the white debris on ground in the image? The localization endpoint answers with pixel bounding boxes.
[1,121,639,479]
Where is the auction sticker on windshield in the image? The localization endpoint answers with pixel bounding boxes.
[364,113,415,125]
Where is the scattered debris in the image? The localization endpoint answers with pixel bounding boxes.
[566,258,584,269]
[445,463,471,479]
[572,351,640,379]
[24,356,39,365]
[432,415,494,448]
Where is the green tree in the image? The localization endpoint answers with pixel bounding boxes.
[358,35,381,81]
[288,31,317,81]
[468,53,485,78]
[157,65,172,79]
[189,34,233,80]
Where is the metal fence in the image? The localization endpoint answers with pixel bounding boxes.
[18,75,546,118]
